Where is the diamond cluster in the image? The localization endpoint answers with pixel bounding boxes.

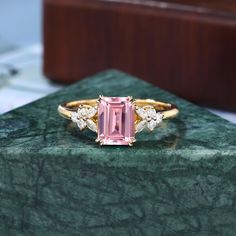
[71,105,97,132]
[135,105,163,133]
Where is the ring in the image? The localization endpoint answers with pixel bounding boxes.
[58,96,179,146]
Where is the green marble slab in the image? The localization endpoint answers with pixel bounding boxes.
[1,70,236,236]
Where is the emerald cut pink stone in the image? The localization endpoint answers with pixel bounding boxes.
[98,97,135,145]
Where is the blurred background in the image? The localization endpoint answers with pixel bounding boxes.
[0,0,41,47]
[0,0,62,114]
[0,0,236,123]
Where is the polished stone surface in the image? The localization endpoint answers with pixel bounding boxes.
[1,70,236,235]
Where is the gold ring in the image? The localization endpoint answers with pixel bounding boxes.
[58,96,179,146]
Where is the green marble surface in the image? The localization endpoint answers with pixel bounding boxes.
[1,70,236,236]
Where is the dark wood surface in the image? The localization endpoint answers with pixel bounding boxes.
[43,0,236,111]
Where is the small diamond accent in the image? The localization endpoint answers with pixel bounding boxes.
[77,119,87,130]
[86,119,97,132]
[146,119,156,131]
[71,112,78,123]
[87,107,97,118]
[135,120,147,133]
[77,107,87,118]
[136,107,146,120]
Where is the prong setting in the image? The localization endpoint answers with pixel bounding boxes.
[97,96,135,146]
[97,95,104,104]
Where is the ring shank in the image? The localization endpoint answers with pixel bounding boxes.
[58,98,179,120]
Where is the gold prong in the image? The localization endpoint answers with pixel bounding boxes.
[97,95,104,104]
[128,96,135,103]
[95,138,100,143]
[129,137,137,146]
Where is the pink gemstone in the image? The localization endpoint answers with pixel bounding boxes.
[98,97,135,145]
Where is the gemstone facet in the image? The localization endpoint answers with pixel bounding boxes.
[98,97,135,145]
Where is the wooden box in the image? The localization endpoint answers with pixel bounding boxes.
[43,0,236,111]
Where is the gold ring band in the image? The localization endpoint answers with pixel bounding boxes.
[58,96,179,146]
